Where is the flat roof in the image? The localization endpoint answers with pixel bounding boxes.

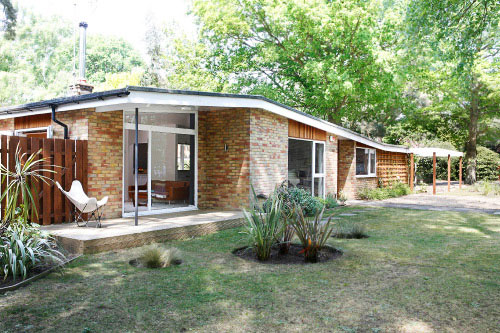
[0,86,444,154]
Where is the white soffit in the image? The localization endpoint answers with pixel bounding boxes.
[410,147,464,157]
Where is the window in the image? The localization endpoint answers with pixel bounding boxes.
[177,144,191,170]
[356,148,376,177]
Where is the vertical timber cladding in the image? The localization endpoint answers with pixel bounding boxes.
[288,119,326,141]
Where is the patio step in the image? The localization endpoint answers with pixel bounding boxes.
[43,210,244,254]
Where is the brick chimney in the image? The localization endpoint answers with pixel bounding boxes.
[69,22,94,95]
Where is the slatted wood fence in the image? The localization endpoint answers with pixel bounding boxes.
[0,135,88,225]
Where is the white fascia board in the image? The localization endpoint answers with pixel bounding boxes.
[126,91,410,153]
[0,90,409,153]
[410,147,463,157]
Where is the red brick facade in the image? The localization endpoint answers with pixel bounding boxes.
[198,108,251,209]
[249,109,288,196]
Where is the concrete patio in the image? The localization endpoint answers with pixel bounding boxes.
[41,210,244,254]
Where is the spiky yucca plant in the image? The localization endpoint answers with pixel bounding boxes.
[0,144,55,225]
[292,206,335,263]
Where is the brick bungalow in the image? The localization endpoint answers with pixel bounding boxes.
[0,86,411,219]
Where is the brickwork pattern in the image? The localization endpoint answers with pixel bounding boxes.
[249,109,288,197]
[325,134,338,196]
[337,139,356,198]
[198,109,251,209]
[53,109,93,140]
[0,118,14,131]
[87,111,123,218]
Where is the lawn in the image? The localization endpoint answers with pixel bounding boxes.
[1,207,500,332]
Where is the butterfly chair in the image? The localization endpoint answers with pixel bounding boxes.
[56,180,108,228]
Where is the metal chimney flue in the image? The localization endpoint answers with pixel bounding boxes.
[70,21,93,95]
[78,22,88,81]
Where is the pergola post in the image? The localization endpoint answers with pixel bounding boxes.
[410,153,414,191]
[459,156,463,189]
[433,152,437,195]
[447,154,451,192]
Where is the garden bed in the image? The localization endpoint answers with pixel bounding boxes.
[233,243,342,264]
[0,254,80,293]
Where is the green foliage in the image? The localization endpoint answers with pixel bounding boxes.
[263,183,324,217]
[291,207,334,263]
[242,190,282,261]
[0,9,144,106]
[0,222,64,281]
[0,145,55,224]
[1,0,17,39]
[337,191,348,205]
[324,193,338,209]
[191,0,408,126]
[473,181,500,196]
[139,244,181,268]
[332,221,367,239]
[470,146,500,182]
[358,182,411,200]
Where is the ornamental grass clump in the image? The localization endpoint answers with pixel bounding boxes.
[139,244,181,268]
[242,188,282,261]
[291,207,335,263]
[332,221,368,239]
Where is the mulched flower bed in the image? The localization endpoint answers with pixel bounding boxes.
[233,243,342,265]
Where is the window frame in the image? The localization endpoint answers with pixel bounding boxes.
[355,147,377,178]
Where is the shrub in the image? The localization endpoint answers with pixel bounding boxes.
[0,144,55,225]
[324,193,338,209]
[139,244,181,268]
[473,181,500,196]
[243,191,282,261]
[473,146,500,181]
[264,182,324,217]
[358,181,411,200]
[291,207,335,263]
[0,223,64,281]
[332,221,367,239]
[337,191,348,205]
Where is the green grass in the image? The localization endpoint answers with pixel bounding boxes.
[1,207,500,332]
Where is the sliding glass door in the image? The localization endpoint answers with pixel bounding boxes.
[288,138,325,198]
[123,110,197,216]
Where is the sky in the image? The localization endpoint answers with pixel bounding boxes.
[20,0,197,55]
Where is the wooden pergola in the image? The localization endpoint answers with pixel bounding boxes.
[409,148,464,195]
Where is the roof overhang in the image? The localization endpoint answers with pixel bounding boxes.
[410,147,463,157]
[0,86,410,153]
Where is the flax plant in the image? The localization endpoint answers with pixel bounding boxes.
[0,144,55,225]
[242,188,283,261]
[292,207,335,263]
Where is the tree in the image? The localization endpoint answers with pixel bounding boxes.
[0,0,16,39]
[406,0,500,183]
[190,0,408,129]
[0,9,145,105]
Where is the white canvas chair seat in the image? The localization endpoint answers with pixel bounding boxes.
[56,180,108,228]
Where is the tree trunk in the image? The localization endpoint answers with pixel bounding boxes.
[465,79,480,184]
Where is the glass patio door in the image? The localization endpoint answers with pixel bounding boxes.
[123,110,197,216]
[312,142,325,198]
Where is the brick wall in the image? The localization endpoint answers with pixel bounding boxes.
[337,139,356,198]
[0,118,14,131]
[325,134,338,196]
[249,109,288,197]
[53,109,123,218]
[198,108,251,209]
[53,109,93,140]
[87,111,123,218]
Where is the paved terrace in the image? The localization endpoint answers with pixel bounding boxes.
[42,210,244,254]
